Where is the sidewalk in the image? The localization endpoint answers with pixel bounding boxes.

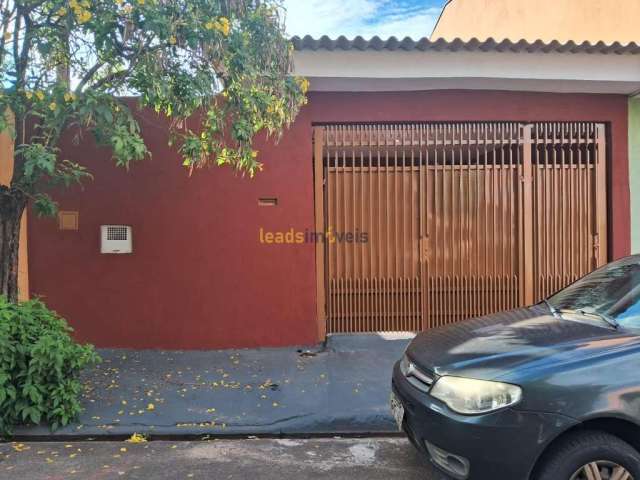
[13,334,413,439]
[0,438,444,480]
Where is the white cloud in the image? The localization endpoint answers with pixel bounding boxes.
[283,0,442,39]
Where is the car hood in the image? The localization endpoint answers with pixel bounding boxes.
[405,305,640,382]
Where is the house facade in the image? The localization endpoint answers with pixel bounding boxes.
[12,35,637,349]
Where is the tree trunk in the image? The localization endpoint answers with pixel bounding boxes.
[0,186,26,303]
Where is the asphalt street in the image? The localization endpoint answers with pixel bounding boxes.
[0,437,447,479]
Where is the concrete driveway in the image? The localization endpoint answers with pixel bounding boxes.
[1,438,447,479]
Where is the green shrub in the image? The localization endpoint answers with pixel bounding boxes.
[0,297,100,434]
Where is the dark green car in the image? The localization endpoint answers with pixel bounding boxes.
[392,255,640,480]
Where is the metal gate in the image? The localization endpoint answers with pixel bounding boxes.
[313,122,608,334]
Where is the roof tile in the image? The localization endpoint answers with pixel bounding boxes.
[291,35,640,54]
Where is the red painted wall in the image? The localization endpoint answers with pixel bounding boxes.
[28,90,630,349]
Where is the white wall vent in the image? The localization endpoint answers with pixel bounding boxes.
[100,225,132,254]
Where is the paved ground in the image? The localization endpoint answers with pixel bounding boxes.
[14,334,413,439]
[0,438,446,479]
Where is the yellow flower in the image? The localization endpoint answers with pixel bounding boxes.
[137,0,144,4]
[115,0,123,4]
[69,0,78,7]
[25,91,33,100]
[146,403,155,411]
[298,77,309,94]
[56,7,67,16]
[169,35,176,45]
[217,17,230,36]
[35,90,45,100]
[49,102,57,111]
[77,10,92,23]
[64,92,76,102]
[205,21,215,30]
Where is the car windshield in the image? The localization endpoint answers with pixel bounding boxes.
[548,256,640,328]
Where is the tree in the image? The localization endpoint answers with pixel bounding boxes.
[0,0,308,302]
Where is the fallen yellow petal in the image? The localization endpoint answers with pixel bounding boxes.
[126,433,147,443]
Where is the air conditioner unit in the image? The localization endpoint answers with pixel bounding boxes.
[100,225,132,254]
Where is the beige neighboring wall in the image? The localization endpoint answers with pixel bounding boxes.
[432,0,640,44]
[0,111,29,301]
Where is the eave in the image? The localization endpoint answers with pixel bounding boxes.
[292,36,640,95]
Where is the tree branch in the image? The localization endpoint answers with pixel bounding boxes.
[75,61,104,93]
[15,9,33,91]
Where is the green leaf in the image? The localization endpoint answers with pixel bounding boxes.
[29,409,41,425]
[33,194,58,218]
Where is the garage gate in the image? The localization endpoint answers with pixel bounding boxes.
[312,122,608,333]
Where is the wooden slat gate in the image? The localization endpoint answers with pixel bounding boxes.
[313,122,607,334]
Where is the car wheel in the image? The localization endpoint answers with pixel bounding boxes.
[535,430,640,480]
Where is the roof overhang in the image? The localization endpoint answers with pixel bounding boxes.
[292,36,640,95]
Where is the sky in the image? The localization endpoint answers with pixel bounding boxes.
[283,0,447,39]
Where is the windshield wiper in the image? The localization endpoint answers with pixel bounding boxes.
[558,308,619,330]
[542,298,560,318]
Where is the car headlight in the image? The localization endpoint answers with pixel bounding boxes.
[399,355,411,375]
[430,376,522,415]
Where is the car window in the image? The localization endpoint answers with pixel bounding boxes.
[548,256,640,328]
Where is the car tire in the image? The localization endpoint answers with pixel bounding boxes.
[535,430,640,480]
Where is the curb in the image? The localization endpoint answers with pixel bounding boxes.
[5,430,405,443]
